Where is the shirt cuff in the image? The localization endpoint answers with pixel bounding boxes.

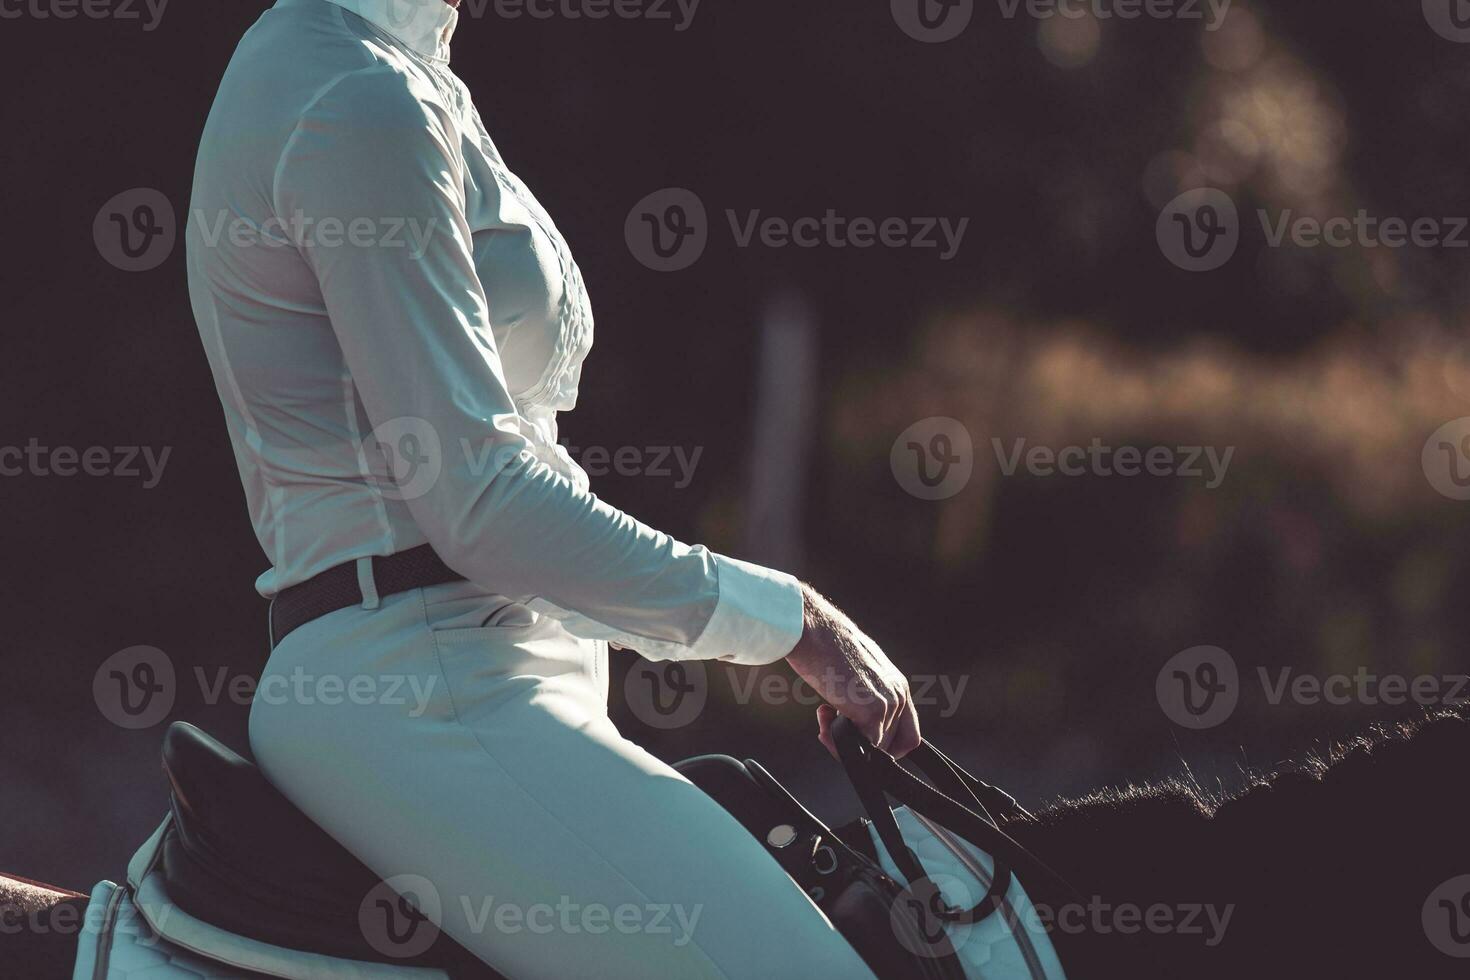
[688,554,806,666]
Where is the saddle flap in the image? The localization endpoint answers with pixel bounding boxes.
[155,723,503,978]
[162,721,380,904]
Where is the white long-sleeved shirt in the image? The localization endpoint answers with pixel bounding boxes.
[186,0,804,665]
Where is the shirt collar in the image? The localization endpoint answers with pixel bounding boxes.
[322,0,458,61]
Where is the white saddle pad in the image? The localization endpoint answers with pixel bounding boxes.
[72,818,449,980]
[866,805,1069,980]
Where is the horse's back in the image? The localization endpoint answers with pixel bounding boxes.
[1,873,86,980]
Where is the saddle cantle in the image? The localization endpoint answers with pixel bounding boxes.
[156,721,500,979]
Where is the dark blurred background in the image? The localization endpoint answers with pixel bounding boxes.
[3,0,1469,890]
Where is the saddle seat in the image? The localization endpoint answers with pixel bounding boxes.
[157,721,499,979]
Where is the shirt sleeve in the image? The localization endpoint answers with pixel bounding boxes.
[270,67,802,666]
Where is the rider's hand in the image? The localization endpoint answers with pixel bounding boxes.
[784,583,922,759]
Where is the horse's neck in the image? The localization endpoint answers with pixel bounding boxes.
[1,874,89,980]
[999,793,1229,976]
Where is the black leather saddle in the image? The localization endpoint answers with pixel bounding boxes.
[158,721,503,979]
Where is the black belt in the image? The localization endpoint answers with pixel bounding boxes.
[268,545,465,647]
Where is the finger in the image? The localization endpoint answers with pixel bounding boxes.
[815,704,839,760]
[877,684,906,754]
[874,699,898,754]
[859,695,890,751]
[887,695,922,759]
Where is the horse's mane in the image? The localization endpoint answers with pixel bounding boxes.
[1005,706,1469,978]
[1035,703,1467,818]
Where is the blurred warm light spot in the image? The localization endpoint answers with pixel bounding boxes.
[834,311,1470,559]
[1217,61,1347,204]
[1196,118,1261,185]
[1146,19,1348,210]
[1039,12,1100,69]
[1160,4,1352,220]
[1202,6,1266,72]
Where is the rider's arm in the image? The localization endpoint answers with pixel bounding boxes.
[271,67,801,665]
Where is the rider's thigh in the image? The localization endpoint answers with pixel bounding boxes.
[249,585,876,980]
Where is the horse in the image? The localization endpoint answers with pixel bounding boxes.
[5,707,1467,979]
